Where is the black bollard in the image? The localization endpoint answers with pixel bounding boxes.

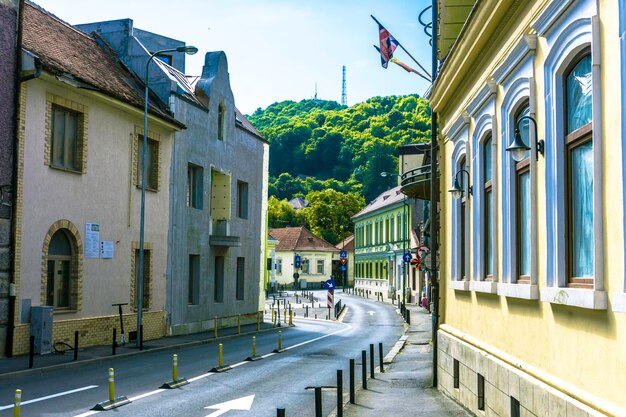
[315,386,322,417]
[73,331,79,361]
[337,369,343,417]
[29,335,34,369]
[349,359,355,404]
[306,305,309,317]
[379,342,384,373]
[112,328,117,355]
[277,408,285,417]
[370,343,375,379]
[139,324,144,351]
[406,310,411,324]
[361,350,367,390]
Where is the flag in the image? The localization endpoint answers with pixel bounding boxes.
[390,57,418,74]
[376,22,399,68]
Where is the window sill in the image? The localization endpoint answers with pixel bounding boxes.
[497,283,539,300]
[49,164,82,175]
[540,287,607,310]
[53,309,78,315]
[470,281,498,294]
[449,280,470,291]
[611,292,626,313]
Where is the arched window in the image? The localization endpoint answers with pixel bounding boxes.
[483,135,493,280]
[459,156,469,281]
[515,104,531,283]
[565,51,593,288]
[46,230,73,308]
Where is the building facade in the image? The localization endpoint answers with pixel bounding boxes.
[268,226,339,289]
[77,20,269,336]
[10,3,183,355]
[352,186,413,302]
[430,0,626,415]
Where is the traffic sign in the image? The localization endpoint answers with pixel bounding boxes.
[294,254,301,268]
[403,252,412,263]
[324,278,336,290]
[340,250,347,258]
[341,265,347,271]
[341,258,347,265]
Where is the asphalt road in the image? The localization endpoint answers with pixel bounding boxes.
[0,293,404,417]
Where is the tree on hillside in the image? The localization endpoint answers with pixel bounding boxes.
[302,189,365,244]
[267,196,304,228]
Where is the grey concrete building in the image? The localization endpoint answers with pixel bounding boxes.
[0,0,21,357]
[77,20,269,335]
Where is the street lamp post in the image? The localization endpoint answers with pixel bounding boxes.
[138,45,197,349]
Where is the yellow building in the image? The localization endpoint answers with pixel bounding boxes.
[431,0,626,415]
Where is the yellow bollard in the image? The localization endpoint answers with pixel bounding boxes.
[172,354,178,382]
[284,308,287,323]
[289,310,293,326]
[237,315,241,334]
[214,316,218,338]
[218,343,223,368]
[108,368,115,402]
[278,331,282,350]
[13,389,21,417]
[256,311,261,331]
[273,310,277,327]
[252,336,257,357]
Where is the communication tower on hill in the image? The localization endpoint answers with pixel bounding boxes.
[341,65,347,106]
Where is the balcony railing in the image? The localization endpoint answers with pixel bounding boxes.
[209,219,241,247]
[400,163,432,200]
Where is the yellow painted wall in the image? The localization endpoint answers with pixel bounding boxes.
[434,0,626,413]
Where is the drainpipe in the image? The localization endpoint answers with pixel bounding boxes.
[430,0,440,388]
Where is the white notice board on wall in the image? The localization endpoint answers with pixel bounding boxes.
[100,241,114,258]
[85,223,100,258]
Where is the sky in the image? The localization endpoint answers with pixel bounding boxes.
[33,0,434,115]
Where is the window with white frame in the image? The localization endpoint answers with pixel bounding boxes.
[316,259,324,274]
[276,258,282,274]
[483,134,494,281]
[459,157,468,281]
[515,105,532,283]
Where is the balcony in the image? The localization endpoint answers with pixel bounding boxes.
[209,219,241,247]
[399,143,433,200]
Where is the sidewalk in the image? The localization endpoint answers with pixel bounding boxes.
[334,302,473,417]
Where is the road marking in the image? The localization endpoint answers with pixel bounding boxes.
[368,311,375,315]
[0,385,98,411]
[204,394,254,417]
[71,321,352,417]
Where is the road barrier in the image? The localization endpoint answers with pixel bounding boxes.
[349,358,355,404]
[337,369,343,417]
[13,389,21,417]
[246,336,262,361]
[91,368,130,411]
[315,386,322,417]
[361,350,367,390]
[161,354,189,389]
[370,344,375,379]
[210,343,232,372]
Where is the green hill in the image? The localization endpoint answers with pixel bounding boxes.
[247,95,431,203]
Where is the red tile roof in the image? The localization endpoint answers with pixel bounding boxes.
[22,2,183,128]
[335,235,354,251]
[269,226,339,252]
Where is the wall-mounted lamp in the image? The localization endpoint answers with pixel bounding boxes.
[506,115,545,162]
[448,169,472,200]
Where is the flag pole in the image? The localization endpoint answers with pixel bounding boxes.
[371,15,432,82]
[373,45,431,82]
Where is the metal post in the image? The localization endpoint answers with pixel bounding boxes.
[361,350,367,390]
[13,389,21,417]
[112,328,117,355]
[214,316,218,338]
[315,386,322,417]
[277,408,285,417]
[139,324,143,351]
[379,342,384,373]
[369,344,375,379]
[278,331,282,350]
[218,344,223,368]
[237,315,241,334]
[252,336,257,357]
[349,358,355,403]
[108,368,115,402]
[172,354,178,382]
[28,335,34,369]
[73,331,79,361]
[337,369,343,417]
